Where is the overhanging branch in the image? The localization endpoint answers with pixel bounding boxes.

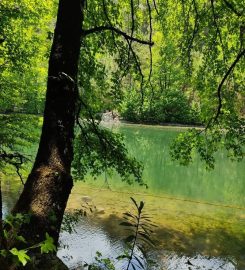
[206,48,245,128]
[0,150,27,185]
[82,25,154,46]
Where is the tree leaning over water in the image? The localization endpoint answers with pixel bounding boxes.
[9,0,153,249]
[11,0,84,246]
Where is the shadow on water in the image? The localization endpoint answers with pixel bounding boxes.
[58,205,245,269]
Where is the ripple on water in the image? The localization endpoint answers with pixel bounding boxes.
[57,219,238,270]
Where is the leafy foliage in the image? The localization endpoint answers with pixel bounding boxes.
[9,248,30,266]
[1,0,244,179]
[157,0,245,167]
[0,214,56,266]
[120,197,156,270]
[0,114,41,180]
[84,251,116,270]
[73,120,144,185]
[40,233,56,254]
[61,202,96,234]
[171,116,245,169]
[0,0,55,114]
[0,0,54,177]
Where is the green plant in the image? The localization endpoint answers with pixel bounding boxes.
[120,197,156,270]
[84,197,156,270]
[0,214,56,267]
[84,251,116,270]
[121,89,200,125]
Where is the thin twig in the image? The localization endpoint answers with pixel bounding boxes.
[187,0,199,72]
[206,48,245,128]
[210,0,226,61]
[146,0,154,105]
[0,150,27,185]
[125,39,145,106]
[153,0,159,15]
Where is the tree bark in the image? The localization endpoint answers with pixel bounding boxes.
[12,0,84,246]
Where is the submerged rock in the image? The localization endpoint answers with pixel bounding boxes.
[96,207,105,214]
[81,196,92,203]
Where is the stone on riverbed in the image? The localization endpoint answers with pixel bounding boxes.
[81,196,92,203]
[96,207,105,214]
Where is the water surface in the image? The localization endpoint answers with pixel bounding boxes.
[2,124,245,269]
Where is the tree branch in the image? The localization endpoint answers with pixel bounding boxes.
[210,0,226,61]
[206,48,245,128]
[146,0,154,106]
[82,26,154,46]
[102,0,120,53]
[153,0,159,15]
[186,0,199,72]
[0,150,27,185]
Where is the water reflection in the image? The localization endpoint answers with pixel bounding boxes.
[1,177,22,217]
[118,124,245,206]
[58,219,124,269]
[57,212,239,270]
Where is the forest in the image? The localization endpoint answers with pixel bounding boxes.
[0,0,244,269]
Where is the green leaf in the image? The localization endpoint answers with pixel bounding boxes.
[123,212,137,219]
[10,248,30,266]
[125,235,135,243]
[16,235,27,243]
[138,201,144,213]
[130,197,139,209]
[133,254,144,268]
[40,233,56,254]
[120,221,135,227]
[3,229,8,239]
[116,254,130,260]
[0,249,8,257]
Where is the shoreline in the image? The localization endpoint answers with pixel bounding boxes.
[119,119,204,129]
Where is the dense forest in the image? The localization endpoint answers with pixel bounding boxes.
[0,0,244,269]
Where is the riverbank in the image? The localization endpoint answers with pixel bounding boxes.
[119,120,204,129]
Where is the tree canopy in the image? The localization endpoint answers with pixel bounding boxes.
[1,0,244,175]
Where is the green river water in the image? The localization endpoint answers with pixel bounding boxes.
[2,123,245,269]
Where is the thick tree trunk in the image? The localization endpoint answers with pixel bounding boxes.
[12,0,84,246]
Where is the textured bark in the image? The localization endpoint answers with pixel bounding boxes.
[12,0,84,245]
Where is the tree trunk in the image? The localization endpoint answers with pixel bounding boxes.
[12,0,84,246]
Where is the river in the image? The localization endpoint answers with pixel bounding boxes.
[2,123,245,269]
